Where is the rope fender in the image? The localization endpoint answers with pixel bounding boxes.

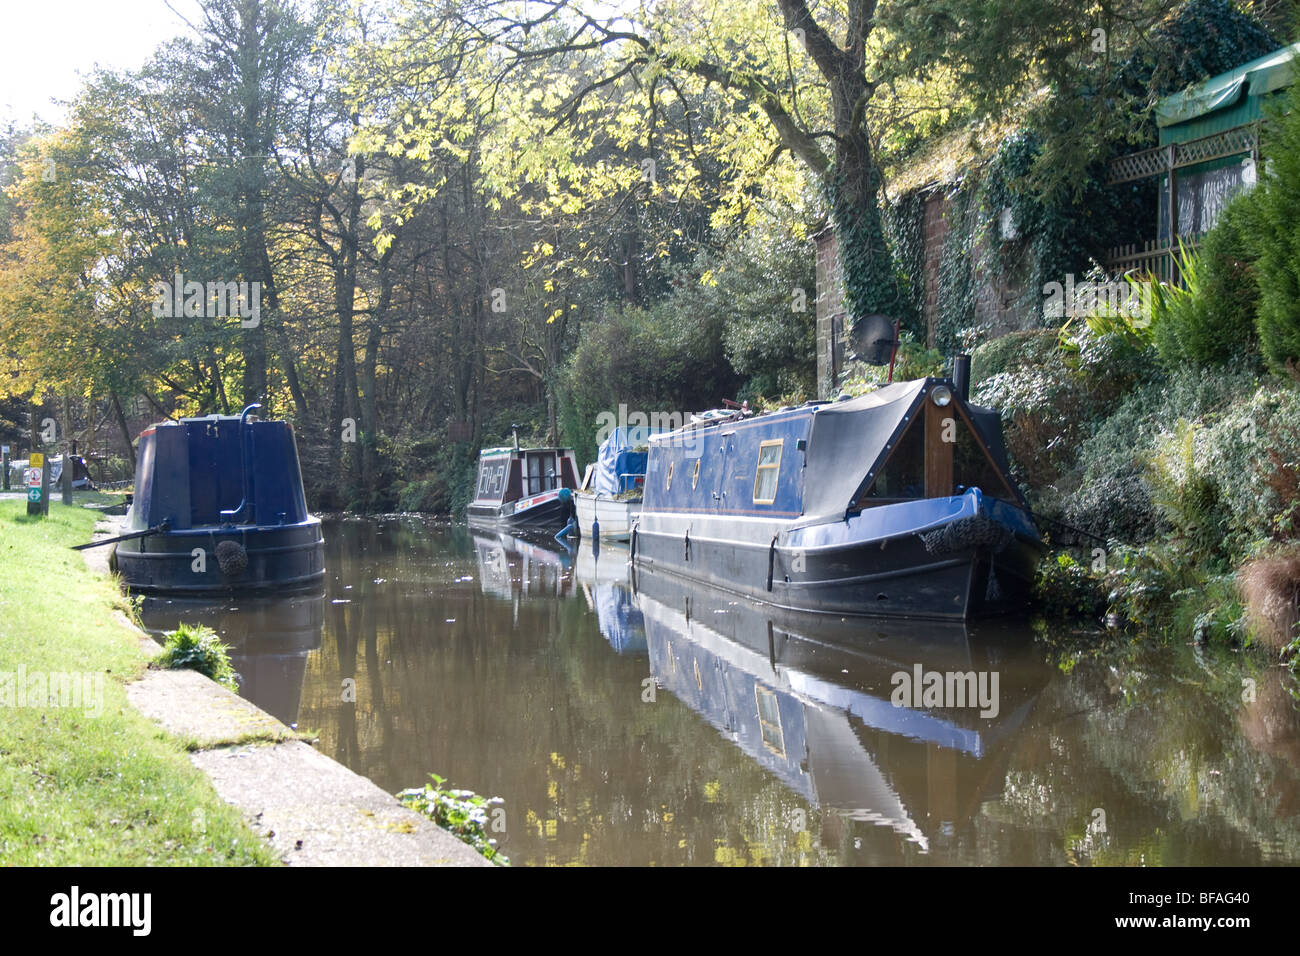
[920,515,1013,556]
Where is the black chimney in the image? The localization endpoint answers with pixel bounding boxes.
[953,354,971,402]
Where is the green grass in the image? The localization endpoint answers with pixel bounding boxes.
[0,498,278,865]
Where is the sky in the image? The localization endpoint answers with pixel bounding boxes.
[1,0,202,127]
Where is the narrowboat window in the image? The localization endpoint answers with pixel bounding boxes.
[755,686,785,757]
[859,420,925,503]
[691,459,700,490]
[752,440,783,504]
[491,464,505,496]
[666,461,674,490]
[954,417,1012,501]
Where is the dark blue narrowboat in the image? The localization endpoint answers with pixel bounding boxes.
[466,445,581,532]
[632,377,1045,619]
[111,406,324,594]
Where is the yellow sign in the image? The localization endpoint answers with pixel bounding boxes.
[30,452,43,467]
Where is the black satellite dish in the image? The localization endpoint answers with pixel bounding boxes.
[849,313,900,366]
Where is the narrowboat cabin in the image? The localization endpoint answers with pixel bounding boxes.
[467,445,581,532]
[632,377,1045,620]
[575,426,653,541]
[111,408,324,594]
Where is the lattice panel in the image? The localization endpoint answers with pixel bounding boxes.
[1175,125,1257,167]
[1108,146,1168,184]
[1107,124,1259,184]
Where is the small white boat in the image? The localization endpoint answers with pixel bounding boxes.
[575,489,640,541]
[574,427,653,541]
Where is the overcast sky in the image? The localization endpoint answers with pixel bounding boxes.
[2,0,202,127]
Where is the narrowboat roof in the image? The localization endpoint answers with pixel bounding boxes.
[645,377,1020,523]
[478,446,574,457]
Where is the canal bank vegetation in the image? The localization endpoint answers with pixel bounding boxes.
[0,499,277,864]
[398,774,509,866]
[995,70,1300,668]
[155,623,240,693]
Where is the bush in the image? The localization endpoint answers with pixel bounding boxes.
[1146,418,1234,565]
[1151,201,1260,368]
[969,329,1060,390]
[1063,366,1257,542]
[1102,542,1201,632]
[398,773,508,865]
[1149,382,1300,564]
[1033,552,1108,620]
[155,623,239,691]
[1244,76,1300,371]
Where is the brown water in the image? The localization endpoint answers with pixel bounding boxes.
[137,516,1300,866]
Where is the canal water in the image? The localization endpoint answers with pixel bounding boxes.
[137,517,1300,866]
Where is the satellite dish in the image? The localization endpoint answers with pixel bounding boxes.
[849,313,899,366]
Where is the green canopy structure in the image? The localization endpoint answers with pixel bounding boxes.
[1156,42,1299,143]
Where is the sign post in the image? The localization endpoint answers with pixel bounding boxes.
[26,452,49,517]
[1,444,8,491]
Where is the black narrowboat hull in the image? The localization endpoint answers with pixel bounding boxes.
[467,493,569,532]
[111,519,325,594]
[632,512,1041,620]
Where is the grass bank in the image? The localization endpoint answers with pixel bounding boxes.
[0,496,277,865]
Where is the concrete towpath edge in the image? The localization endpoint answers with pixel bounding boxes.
[84,514,491,868]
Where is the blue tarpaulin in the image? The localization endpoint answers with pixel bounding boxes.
[592,426,654,495]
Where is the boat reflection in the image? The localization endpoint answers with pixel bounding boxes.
[605,559,1051,851]
[136,590,325,727]
[471,530,574,602]
[574,541,645,654]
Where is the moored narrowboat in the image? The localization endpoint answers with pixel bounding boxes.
[574,426,654,541]
[111,406,324,594]
[466,445,580,532]
[632,376,1045,619]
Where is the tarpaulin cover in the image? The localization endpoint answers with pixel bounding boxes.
[1156,42,1300,129]
[800,380,927,522]
[593,426,655,496]
[799,380,1019,523]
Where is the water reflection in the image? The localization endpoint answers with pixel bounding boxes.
[137,590,324,726]
[631,563,1051,852]
[575,542,646,655]
[135,516,1300,866]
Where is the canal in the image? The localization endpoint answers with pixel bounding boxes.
[137,517,1300,866]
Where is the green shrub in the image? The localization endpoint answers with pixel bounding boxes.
[969,329,1060,389]
[1102,542,1201,631]
[398,773,508,865]
[1059,288,1160,410]
[1033,552,1108,620]
[155,623,239,691]
[972,351,1092,490]
[1243,76,1300,371]
[1151,202,1260,368]
[1146,418,1234,565]
[1064,366,1257,542]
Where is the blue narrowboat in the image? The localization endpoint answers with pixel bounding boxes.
[111,407,324,594]
[632,377,1045,619]
[466,445,581,532]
